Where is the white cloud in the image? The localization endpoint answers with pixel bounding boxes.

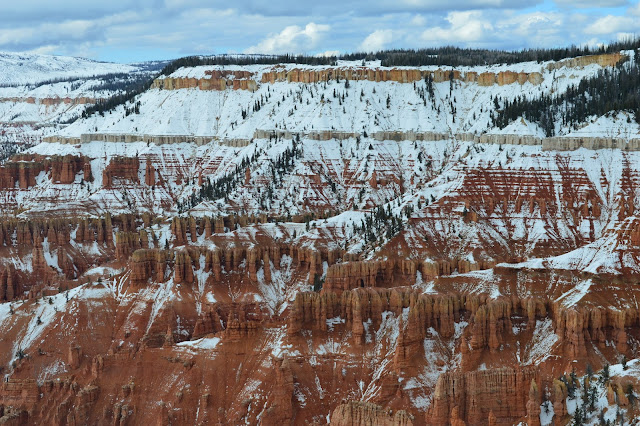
[317,50,340,57]
[0,0,637,62]
[244,23,330,54]
[584,15,637,35]
[359,29,394,52]
[554,0,628,8]
[421,11,493,44]
[410,14,427,26]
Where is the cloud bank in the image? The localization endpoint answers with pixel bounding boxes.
[0,0,637,62]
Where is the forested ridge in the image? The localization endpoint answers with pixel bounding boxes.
[493,51,640,136]
[81,38,640,122]
[343,38,640,67]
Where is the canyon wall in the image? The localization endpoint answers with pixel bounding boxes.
[426,367,538,425]
[260,67,543,87]
[42,129,640,153]
[148,53,626,94]
[0,96,101,106]
[151,70,258,91]
[330,401,414,426]
[546,52,627,71]
[0,154,91,189]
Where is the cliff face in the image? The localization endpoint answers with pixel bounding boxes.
[154,67,544,91]
[260,67,544,87]
[330,401,414,426]
[426,367,538,425]
[0,96,100,105]
[152,70,258,91]
[546,52,626,70]
[102,156,140,188]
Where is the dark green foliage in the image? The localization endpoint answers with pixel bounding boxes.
[352,203,409,246]
[340,38,640,67]
[159,54,336,77]
[313,273,324,291]
[493,56,640,136]
[82,75,155,119]
[178,136,302,212]
[600,364,610,384]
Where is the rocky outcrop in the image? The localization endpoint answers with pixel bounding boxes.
[260,67,543,87]
[478,133,542,146]
[49,155,85,184]
[115,231,148,260]
[261,357,294,425]
[426,367,538,425]
[542,135,640,151]
[546,52,626,71]
[43,129,640,153]
[323,258,493,291]
[330,401,413,426]
[130,249,168,287]
[0,154,91,188]
[102,156,140,188]
[288,288,465,346]
[0,265,19,301]
[174,250,194,284]
[0,96,100,106]
[323,259,417,291]
[0,379,39,406]
[144,160,156,186]
[553,304,631,358]
[153,71,258,91]
[0,160,44,189]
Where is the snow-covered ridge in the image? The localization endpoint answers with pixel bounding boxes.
[49,52,632,143]
[0,51,140,86]
[161,52,626,80]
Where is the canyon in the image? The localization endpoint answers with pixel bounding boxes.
[0,49,639,426]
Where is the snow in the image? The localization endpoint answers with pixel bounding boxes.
[0,51,140,86]
[176,337,221,350]
[556,279,593,307]
[54,55,618,141]
[565,111,640,139]
[524,319,558,364]
[488,117,546,138]
[2,283,110,365]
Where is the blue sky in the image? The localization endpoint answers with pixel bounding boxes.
[0,0,638,63]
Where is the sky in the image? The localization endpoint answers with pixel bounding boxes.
[0,0,638,63]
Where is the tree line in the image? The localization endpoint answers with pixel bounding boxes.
[159,54,337,76]
[492,55,640,136]
[341,37,640,67]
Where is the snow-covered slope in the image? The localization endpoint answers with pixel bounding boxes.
[0,51,139,86]
[57,57,633,140]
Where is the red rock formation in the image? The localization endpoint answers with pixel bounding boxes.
[153,70,258,91]
[261,357,294,425]
[330,401,414,425]
[144,160,156,186]
[174,250,194,284]
[324,259,417,291]
[115,231,143,261]
[0,161,44,189]
[102,157,140,188]
[289,288,465,345]
[49,155,86,184]
[130,249,176,287]
[426,367,538,425]
[260,67,544,87]
[0,265,19,301]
